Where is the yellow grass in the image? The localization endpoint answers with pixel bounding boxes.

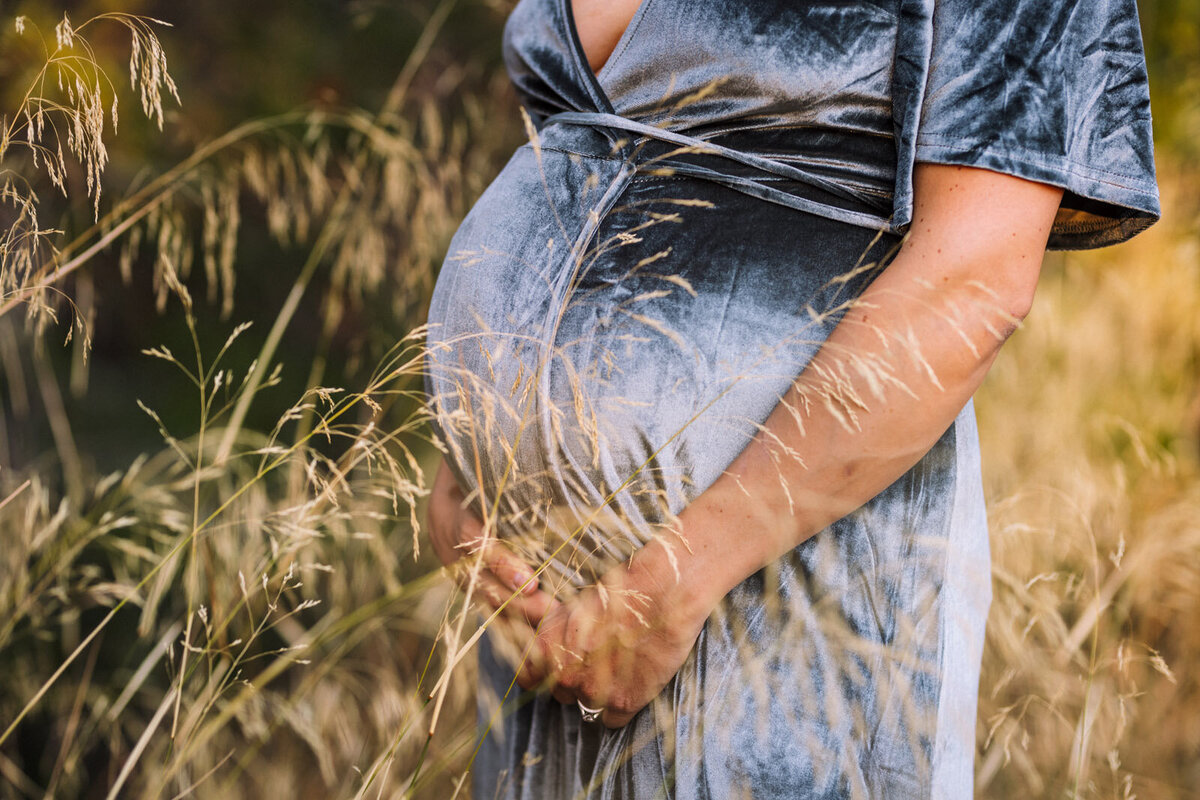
[1,6,1197,797]
[974,165,1200,798]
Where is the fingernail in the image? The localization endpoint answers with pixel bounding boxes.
[509,570,535,594]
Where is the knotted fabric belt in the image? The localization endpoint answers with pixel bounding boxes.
[542,111,895,232]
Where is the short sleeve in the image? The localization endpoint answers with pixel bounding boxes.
[891,0,1161,250]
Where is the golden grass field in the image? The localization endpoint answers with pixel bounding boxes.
[1,6,1198,798]
[973,165,1200,798]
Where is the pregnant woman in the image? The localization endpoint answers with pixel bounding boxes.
[424,0,1159,796]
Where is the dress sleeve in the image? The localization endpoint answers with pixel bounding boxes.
[892,0,1160,250]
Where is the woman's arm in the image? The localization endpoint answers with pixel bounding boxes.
[633,163,1063,619]
[520,163,1065,726]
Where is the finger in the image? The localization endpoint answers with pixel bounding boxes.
[473,572,520,611]
[490,616,542,692]
[515,659,541,692]
[515,636,555,693]
[452,511,486,559]
[479,540,540,597]
[507,591,562,625]
[428,510,463,570]
[470,572,562,625]
[516,610,569,693]
[532,606,572,684]
[551,686,576,706]
[449,551,513,597]
[505,586,561,625]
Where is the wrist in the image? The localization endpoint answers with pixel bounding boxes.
[623,533,717,632]
[624,500,779,629]
[648,465,809,615]
[619,436,819,628]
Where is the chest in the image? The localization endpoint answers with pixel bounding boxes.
[504,0,902,139]
[571,0,645,73]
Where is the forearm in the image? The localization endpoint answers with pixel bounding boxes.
[637,252,1015,614]
[625,164,1063,622]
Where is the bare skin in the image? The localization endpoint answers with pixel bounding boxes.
[427,460,557,623]
[428,163,1064,728]
[571,0,645,73]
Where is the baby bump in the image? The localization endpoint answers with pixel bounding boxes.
[426,155,898,585]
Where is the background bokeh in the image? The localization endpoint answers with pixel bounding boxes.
[1,1,1198,797]
[0,0,521,471]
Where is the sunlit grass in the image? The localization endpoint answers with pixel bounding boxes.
[0,4,1197,798]
[975,168,1200,799]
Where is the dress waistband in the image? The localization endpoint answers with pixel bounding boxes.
[542,111,896,233]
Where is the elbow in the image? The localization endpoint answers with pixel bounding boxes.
[905,161,1060,338]
[948,246,1042,343]
[996,265,1038,336]
[998,253,1041,333]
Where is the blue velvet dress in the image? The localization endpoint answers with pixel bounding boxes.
[424,0,1159,797]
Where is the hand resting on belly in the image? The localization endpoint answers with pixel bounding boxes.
[428,164,1065,728]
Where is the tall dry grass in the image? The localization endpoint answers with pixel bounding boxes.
[1,5,519,797]
[974,168,1200,799]
[0,4,1197,798]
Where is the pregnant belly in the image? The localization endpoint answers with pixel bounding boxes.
[425,143,898,586]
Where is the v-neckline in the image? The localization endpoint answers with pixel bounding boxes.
[560,0,655,112]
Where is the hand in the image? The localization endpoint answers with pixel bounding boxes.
[518,538,711,728]
[426,457,557,623]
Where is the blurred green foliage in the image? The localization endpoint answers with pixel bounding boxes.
[0,0,521,474]
[1139,0,1200,161]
